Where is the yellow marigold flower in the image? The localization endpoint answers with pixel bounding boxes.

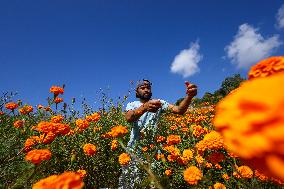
[214,73,284,181]
[32,171,84,189]
[76,169,87,179]
[182,149,193,161]
[51,115,64,123]
[184,166,202,185]
[119,153,130,166]
[233,166,253,179]
[111,140,119,151]
[75,119,90,130]
[5,102,18,110]
[104,125,128,138]
[165,169,172,176]
[50,86,64,95]
[14,120,24,128]
[54,97,63,104]
[213,182,226,189]
[19,105,33,114]
[85,112,101,122]
[195,154,204,164]
[25,149,52,165]
[248,56,284,79]
[166,135,181,145]
[83,143,97,156]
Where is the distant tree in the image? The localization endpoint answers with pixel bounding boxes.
[220,74,245,96]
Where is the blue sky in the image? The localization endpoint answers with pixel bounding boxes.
[1,0,284,111]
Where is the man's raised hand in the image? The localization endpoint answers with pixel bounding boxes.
[185,81,197,98]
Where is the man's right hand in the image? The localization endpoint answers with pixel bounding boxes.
[142,100,162,113]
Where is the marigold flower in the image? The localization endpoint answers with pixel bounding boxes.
[177,156,188,165]
[83,143,97,156]
[40,132,56,144]
[76,169,87,179]
[5,102,18,110]
[184,166,202,185]
[248,56,284,79]
[182,149,193,161]
[85,112,101,122]
[54,97,63,104]
[191,124,208,138]
[156,136,166,143]
[119,153,130,166]
[19,105,33,114]
[213,182,226,189]
[222,174,229,180]
[255,169,269,181]
[25,149,52,165]
[51,115,64,123]
[156,153,165,161]
[14,120,24,128]
[195,154,204,164]
[195,131,224,152]
[233,166,253,179]
[0,111,4,115]
[214,73,284,181]
[50,86,64,95]
[165,169,172,176]
[104,125,128,138]
[37,104,44,109]
[142,146,148,152]
[44,106,52,112]
[32,171,84,189]
[111,139,119,151]
[24,136,40,151]
[206,152,225,164]
[166,135,181,145]
[75,119,90,130]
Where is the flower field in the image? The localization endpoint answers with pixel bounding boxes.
[0,57,284,189]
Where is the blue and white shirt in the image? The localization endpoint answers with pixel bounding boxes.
[125,99,169,147]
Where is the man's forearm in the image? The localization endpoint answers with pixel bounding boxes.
[125,105,146,122]
[177,96,193,114]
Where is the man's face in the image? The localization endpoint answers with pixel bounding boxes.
[136,82,152,100]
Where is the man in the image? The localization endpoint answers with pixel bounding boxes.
[118,79,197,188]
[125,79,197,147]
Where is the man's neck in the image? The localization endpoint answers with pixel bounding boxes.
[139,98,150,103]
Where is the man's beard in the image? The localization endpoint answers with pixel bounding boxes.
[137,92,152,100]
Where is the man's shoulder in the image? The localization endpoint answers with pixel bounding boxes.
[126,101,141,110]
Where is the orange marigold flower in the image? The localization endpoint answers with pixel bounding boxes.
[25,149,52,165]
[255,169,269,181]
[165,169,173,176]
[206,152,225,164]
[233,166,253,179]
[177,156,188,165]
[214,73,284,181]
[191,125,208,138]
[195,131,224,153]
[195,154,204,165]
[0,111,4,115]
[119,153,131,166]
[205,162,213,168]
[37,104,44,109]
[111,139,119,151]
[32,171,84,189]
[156,153,165,161]
[40,132,56,144]
[5,102,18,110]
[166,135,181,145]
[76,169,87,179]
[54,97,63,104]
[50,86,64,95]
[156,136,166,143]
[213,182,226,189]
[142,146,148,152]
[24,136,40,151]
[248,56,284,79]
[44,106,52,112]
[184,166,202,185]
[19,105,33,114]
[51,115,64,123]
[222,174,230,180]
[75,119,90,130]
[85,112,101,122]
[83,143,97,156]
[14,120,24,128]
[104,125,128,138]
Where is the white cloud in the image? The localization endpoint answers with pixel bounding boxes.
[170,41,202,78]
[276,4,284,29]
[225,23,282,68]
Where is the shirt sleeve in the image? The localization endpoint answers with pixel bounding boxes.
[159,99,169,111]
[125,102,135,111]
